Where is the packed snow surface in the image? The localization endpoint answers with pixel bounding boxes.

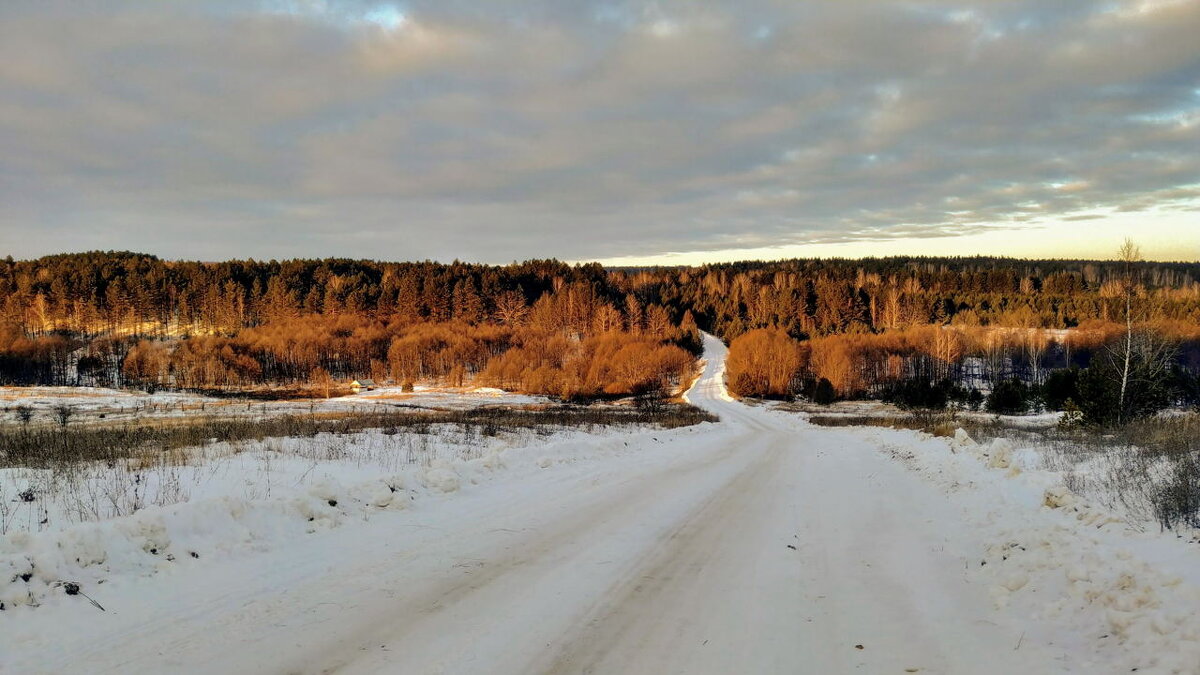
[2,334,1199,674]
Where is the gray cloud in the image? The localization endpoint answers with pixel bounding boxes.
[1,0,1198,261]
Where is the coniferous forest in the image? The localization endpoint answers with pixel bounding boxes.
[1,251,1197,418]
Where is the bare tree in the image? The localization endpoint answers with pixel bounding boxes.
[1117,239,1140,425]
[977,330,1008,385]
[931,328,964,381]
[311,366,333,399]
[591,303,624,334]
[1023,332,1050,385]
[1079,238,1181,426]
[1085,325,1178,426]
[53,404,73,429]
[881,284,902,330]
[493,290,528,326]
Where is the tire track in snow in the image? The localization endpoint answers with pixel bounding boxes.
[539,435,795,674]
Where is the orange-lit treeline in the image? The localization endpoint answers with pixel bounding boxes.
[725,321,1200,399]
[2,253,1198,398]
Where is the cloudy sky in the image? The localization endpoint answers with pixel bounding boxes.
[1,0,1198,263]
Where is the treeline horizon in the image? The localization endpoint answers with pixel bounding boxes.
[717,240,1200,424]
[1,251,1198,407]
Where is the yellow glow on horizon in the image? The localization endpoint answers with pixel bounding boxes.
[585,208,1200,266]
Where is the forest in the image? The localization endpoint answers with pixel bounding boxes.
[0,253,701,400]
[1,251,1198,417]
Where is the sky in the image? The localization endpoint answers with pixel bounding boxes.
[0,0,1198,265]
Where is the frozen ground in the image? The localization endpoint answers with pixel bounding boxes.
[2,334,1199,673]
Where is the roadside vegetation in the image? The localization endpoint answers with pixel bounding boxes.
[809,409,1200,533]
[0,403,715,470]
[0,401,715,537]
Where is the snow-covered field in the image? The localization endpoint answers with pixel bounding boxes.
[0,422,671,614]
[0,386,220,424]
[0,422,557,534]
[2,334,1198,674]
[785,397,1065,430]
[0,384,548,427]
[1016,430,1200,534]
[338,384,547,410]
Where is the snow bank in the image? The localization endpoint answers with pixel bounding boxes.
[0,472,413,610]
[982,529,1200,674]
[984,438,1014,469]
[870,426,1200,673]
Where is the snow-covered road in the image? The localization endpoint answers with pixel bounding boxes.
[5,334,1196,673]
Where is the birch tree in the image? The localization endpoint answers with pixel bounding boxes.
[1117,238,1139,425]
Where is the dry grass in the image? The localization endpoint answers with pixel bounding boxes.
[0,403,716,470]
[808,408,1200,532]
[807,411,963,436]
